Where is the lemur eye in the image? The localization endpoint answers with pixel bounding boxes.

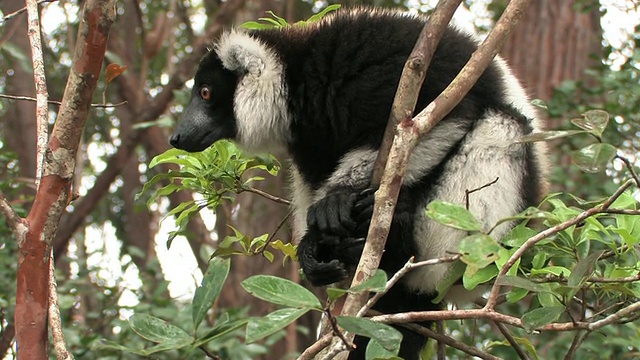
[199,86,211,100]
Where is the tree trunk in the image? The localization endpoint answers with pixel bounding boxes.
[501,0,602,104]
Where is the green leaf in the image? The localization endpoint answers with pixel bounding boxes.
[269,239,298,264]
[93,340,148,356]
[496,275,551,293]
[425,200,483,232]
[531,99,548,109]
[433,261,465,303]
[132,116,174,130]
[537,292,563,307]
[501,223,538,248]
[149,148,196,168]
[241,275,322,309]
[463,264,498,290]
[610,191,637,209]
[129,314,191,344]
[530,266,571,277]
[366,339,402,360]
[506,287,528,303]
[246,308,308,343]
[327,270,388,301]
[265,11,289,27]
[193,258,231,331]
[141,340,193,355]
[521,306,565,331]
[459,234,501,273]
[571,143,617,173]
[568,251,604,287]
[306,4,342,23]
[348,270,388,293]
[241,21,275,30]
[192,318,248,348]
[571,110,609,138]
[486,337,539,360]
[336,316,402,353]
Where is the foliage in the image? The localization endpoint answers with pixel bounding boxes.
[102,258,402,359]
[241,4,341,29]
[141,140,281,246]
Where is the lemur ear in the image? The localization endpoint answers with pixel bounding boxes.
[216,31,271,76]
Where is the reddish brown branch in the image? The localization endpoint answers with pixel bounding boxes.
[15,1,116,359]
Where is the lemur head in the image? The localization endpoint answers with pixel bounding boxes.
[169,50,238,152]
[170,31,290,153]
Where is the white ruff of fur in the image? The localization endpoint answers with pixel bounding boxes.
[216,30,291,153]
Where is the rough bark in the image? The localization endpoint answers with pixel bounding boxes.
[501,0,602,103]
[15,1,116,359]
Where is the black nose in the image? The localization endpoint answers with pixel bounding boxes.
[169,134,180,148]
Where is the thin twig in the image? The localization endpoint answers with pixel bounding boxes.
[531,273,640,284]
[297,333,332,360]
[26,0,50,190]
[0,94,128,108]
[494,321,530,360]
[357,255,462,318]
[465,177,499,210]
[564,330,584,360]
[587,273,640,283]
[436,320,446,360]
[198,346,221,360]
[0,190,27,237]
[48,250,74,360]
[257,209,293,254]
[0,0,56,25]
[404,322,501,360]
[370,299,640,332]
[325,310,355,352]
[243,186,291,205]
[615,154,640,187]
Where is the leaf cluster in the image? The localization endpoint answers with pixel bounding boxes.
[140,140,280,247]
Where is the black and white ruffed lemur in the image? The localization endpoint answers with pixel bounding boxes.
[169,7,547,359]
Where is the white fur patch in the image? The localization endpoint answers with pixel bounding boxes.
[404,110,528,294]
[216,31,291,153]
[289,165,314,240]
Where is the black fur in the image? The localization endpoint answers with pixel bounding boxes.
[170,8,545,360]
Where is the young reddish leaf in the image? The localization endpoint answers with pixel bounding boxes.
[106,63,128,84]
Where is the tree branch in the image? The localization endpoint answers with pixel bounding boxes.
[26,0,49,189]
[0,190,27,237]
[48,250,73,360]
[15,1,117,358]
